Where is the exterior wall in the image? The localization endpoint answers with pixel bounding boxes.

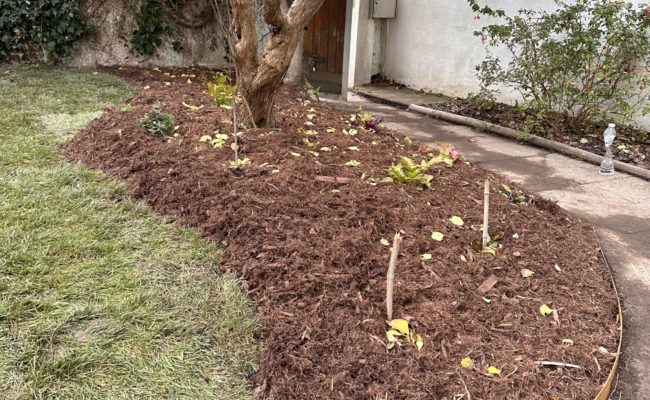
[377,0,650,128]
[70,0,229,67]
[352,0,380,85]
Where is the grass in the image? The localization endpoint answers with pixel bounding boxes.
[0,67,259,399]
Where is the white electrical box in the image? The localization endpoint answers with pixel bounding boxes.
[371,0,396,19]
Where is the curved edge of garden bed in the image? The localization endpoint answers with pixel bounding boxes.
[407,104,650,182]
[594,244,624,400]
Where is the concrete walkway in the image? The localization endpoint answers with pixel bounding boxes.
[326,93,650,399]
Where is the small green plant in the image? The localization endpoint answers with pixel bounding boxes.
[139,108,175,137]
[207,72,235,108]
[200,133,229,149]
[228,157,251,169]
[313,86,322,101]
[388,157,434,188]
[350,110,385,134]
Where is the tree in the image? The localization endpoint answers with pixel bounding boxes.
[226,0,324,127]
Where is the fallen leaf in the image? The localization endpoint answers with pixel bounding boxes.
[326,127,337,133]
[386,329,403,343]
[540,304,554,316]
[421,253,433,261]
[320,146,332,152]
[290,152,301,157]
[431,231,444,241]
[562,338,574,346]
[386,319,410,335]
[580,138,589,144]
[482,296,492,304]
[347,146,360,151]
[450,216,464,227]
[415,334,424,351]
[460,357,473,368]
[521,268,535,278]
[344,160,361,167]
[380,239,390,246]
[486,366,502,375]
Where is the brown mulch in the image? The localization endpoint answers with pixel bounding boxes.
[67,66,620,400]
[426,99,650,170]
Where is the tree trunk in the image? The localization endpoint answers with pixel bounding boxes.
[227,0,324,127]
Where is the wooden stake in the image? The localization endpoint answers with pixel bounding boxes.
[482,179,490,249]
[386,233,403,321]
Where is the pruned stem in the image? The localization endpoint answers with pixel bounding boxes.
[386,233,403,321]
[482,179,490,249]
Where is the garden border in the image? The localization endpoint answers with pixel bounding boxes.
[407,104,650,182]
[594,243,624,400]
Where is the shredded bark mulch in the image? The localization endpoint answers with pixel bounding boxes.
[67,67,620,399]
[425,99,650,171]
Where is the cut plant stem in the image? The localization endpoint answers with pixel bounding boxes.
[535,361,582,369]
[386,233,403,321]
[482,179,490,249]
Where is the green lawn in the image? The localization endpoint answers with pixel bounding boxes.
[0,67,259,399]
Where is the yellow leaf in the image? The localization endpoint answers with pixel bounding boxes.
[421,253,432,261]
[415,334,424,351]
[386,329,403,343]
[431,231,444,242]
[348,146,360,151]
[380,239,390,246]
[344,160,361,167]
[290,152,301,157]
[450,216,464,227]
[326,127,337,133]
[562,338,574,346]
[230,143,238,151]
[521,268,535,278]
[386,319,410,335]
[540,304,554,316]
[486,366,501,375]
[460,357,473,368]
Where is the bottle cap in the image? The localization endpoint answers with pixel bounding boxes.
[608,123,616,128]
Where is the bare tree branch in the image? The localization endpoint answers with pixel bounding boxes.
[263,0,288,30]
[288,0,325,26]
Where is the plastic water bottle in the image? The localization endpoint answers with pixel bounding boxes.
[599,123,616,176]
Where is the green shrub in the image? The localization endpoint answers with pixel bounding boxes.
[139,109,175,137]
[470,0,650,125]
[0,0,92,62]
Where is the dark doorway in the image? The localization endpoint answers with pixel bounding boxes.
[303,0,346,93]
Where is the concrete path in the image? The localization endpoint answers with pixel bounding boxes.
[326,93,650,400]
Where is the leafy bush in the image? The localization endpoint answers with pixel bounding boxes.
[0,0,92,62]
[139,109,175,137]
[350,111,385,134]
[470,0,650,125]
[388,157,434,188]
[207,72,235,108]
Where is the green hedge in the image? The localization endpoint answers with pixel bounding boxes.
[0,0,92,62]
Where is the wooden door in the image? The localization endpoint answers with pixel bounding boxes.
[303,0,347,74]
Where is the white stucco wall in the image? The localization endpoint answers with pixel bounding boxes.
[376,0,650,128]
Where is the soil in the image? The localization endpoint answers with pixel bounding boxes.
[425,99,650,170]
[67,66,620,400]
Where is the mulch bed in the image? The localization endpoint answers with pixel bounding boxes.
[67,66,620,399]
[426,99,650,170]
